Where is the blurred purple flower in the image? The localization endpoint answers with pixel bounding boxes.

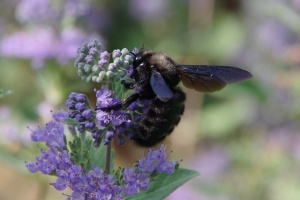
[1,0,104,69]
[129,0,169,21]
[15,0,90,25]
[191,147,229,182]
[0,106,34,145]
[256,21,296,56]
[0,28,57,68]
[56,28,102,65]
[292,0,300,10]
[167,185,230,200]
[37,101,55,122]
[166,186,201,200]
[63,0,90,18]
[0,27,103,69]
[15,0,60,25]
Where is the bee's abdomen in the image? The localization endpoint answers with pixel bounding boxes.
[133,88,186,147]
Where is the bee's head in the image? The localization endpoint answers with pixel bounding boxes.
[130,46,145,67]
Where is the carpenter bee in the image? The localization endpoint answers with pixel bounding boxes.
[103,48,253,147]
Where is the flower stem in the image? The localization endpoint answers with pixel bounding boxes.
[105,82,113,174]
[105,143,112,173]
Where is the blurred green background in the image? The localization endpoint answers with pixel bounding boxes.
[1,0,300,199]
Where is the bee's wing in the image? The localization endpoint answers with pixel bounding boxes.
[177,65,253,92]
[150,68,173,101]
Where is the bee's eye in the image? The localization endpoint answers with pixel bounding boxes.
[139,62,144,67]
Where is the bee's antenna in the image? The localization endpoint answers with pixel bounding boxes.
[141,43,144,50]
[130,47,140,58]
[130,51,136,57]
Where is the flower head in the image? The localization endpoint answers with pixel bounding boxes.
[95,87,134,146]
[29,122,66,150]
[65,92,96,134]
[74,40,133,83]
[26,114,177,199]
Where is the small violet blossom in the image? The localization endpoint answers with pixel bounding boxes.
[25,110,177,199]
[95,87,134,145]
[65,86,138,146]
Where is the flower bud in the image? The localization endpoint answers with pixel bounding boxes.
[75,94,87,102]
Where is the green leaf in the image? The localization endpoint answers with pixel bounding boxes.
[89,144,115,172]
[69,135,92,170]
[0,89,12,98]
[63,118,79,126]
[126,168,199,200]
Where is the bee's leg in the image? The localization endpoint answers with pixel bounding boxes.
[121,80,135,89]
[96,93,140,111]
[122,93,140,108]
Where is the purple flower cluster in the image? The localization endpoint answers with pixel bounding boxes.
[0,27,101,69]
[64,87,138,146]
[93,86,155,146]
[25,111,177,199]
[74,40,133,83]
[0,0,103,69]
[28,122,67,151]
[16,0,61,25]
[138,145,177,175]
[65,92,96,133]
[95,87,134,145]
[122,146,177,196]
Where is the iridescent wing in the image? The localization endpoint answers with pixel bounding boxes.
[177,65,253,92]
[150,68,173,101]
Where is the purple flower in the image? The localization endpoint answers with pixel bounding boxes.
[29,126,48,142]
[94,87,136,145]
[75,93,87,102]
[96,86,121,109]
[98,59,108,67]
[0,27,102,69]
[105,128,116,140]
[25,148,69,175]
[44,122,66,149]
[96,110,110,127]
[65,92,98,134]
[138,157,155,173]
[29,121,66,150]
[26,118,178,200]
[16,0,60,25]
[51,176,70,191]
[92,130,103,140]
[74,40,132,83]
[129,0,169,22]
[100,51,110,59]
[111,110,129,126]
[57,29,103,66]
[52,109,69,122]
[122,169,150,196]
[75,102,86,112]
[0,28,57,69]
[112,49,122,58]
[138,145,177,174]
[85,121,95,130]
[82,109,93,119]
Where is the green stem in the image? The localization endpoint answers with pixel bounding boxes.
[105,82,113,174]
[105,143,112,173]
